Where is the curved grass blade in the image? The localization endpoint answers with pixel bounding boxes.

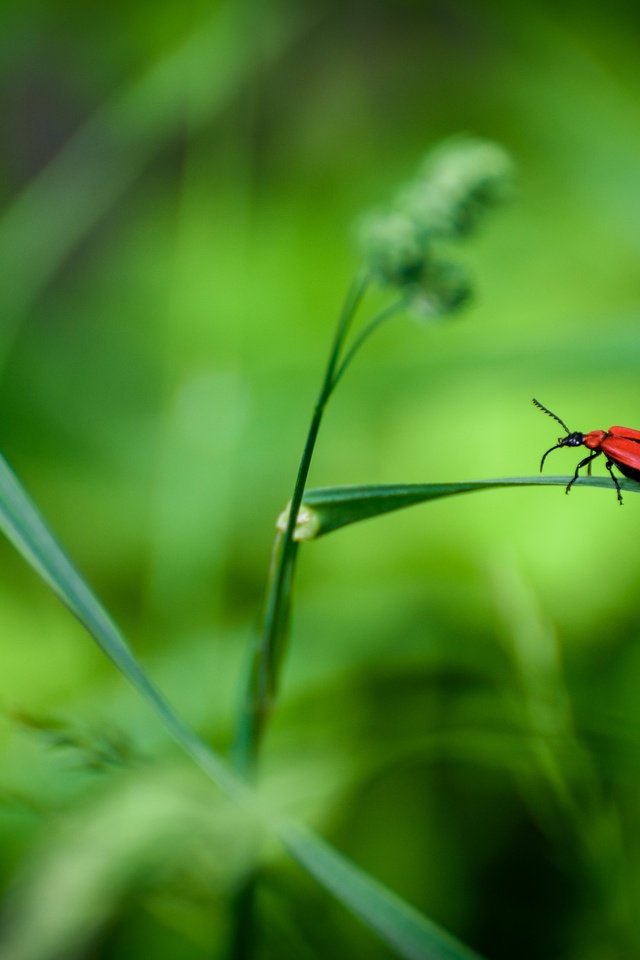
[0,450,485,960]
[0,450,246,803]
[296,476,640,540]
[279,823,484,960]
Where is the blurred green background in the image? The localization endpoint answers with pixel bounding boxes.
[2,1,640,958]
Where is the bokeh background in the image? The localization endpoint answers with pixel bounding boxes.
[2,1,640,958]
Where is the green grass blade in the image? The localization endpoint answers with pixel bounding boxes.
[298,476,639,539]
[0,451,485,960]
[279,823,484,960]
[0,451,244,802]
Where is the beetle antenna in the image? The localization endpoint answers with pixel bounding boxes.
[532,398,571,436]
[540,443,564,472]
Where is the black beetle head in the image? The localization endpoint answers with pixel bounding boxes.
[540,432,585,471]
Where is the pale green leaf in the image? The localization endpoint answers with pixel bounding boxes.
[297,476,638,539]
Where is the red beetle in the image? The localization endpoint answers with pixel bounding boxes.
[533,398,640,505]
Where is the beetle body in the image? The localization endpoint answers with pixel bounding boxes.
[533,399,640,504]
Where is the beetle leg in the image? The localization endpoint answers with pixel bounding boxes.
[605,459,623,505]
[566,451,600,495]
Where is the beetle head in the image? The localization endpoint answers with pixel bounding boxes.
[540,432,585,471]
